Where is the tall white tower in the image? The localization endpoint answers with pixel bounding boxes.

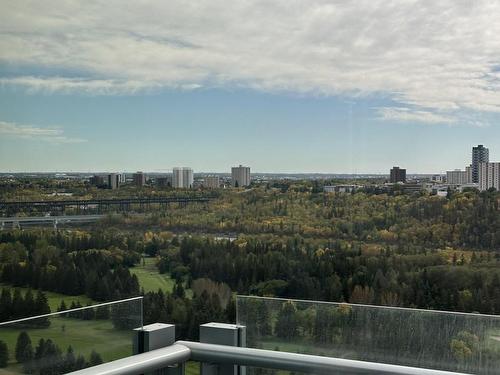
[172,167,193,188]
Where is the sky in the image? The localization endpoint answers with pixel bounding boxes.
[0,1,499,174]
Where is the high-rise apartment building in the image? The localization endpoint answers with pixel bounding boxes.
[204,176,220,189]
[465,165,472,183]
[231,165,251,187]
[133,171,146,187]
[472,145,489,183]
[389,167,406,183]
[173,167,193,188]
[107,173,120,189]
[479,162,500,191]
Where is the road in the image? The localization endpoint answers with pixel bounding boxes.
[0,214,105,228]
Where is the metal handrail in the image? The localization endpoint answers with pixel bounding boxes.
[69,344,190,375]
[68,341,472,375]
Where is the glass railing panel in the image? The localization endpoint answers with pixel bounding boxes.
[236,295,500,374]
[0,296,142,374]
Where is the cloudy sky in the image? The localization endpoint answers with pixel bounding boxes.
[1,0,499,173]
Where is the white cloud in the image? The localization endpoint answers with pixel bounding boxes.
[1,1,500,122]
[377,107,457,125]
[0,121,86,143]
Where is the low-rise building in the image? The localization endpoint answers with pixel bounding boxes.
[204,176,220,189]
[446,169,470,185]
[431,175,445,183]
[324,185,360,193]
[156,176,172,187]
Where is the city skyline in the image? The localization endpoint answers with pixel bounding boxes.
[0,142,497,176]
[1,1,500,173]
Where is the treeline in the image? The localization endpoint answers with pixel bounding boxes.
[0,288,50,325]
[0,331,103,373]
[0,236,140,301]
[165,236,500,314]
[127,188,500,250]
[0,229,144,258]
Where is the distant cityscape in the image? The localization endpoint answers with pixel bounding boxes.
[1,145,499,194]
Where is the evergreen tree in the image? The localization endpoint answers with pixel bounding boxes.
[57,300,67,312]
[174,282,185,298]
[62,346,76,373]
[15,331,33,364]
[0,289,12,321]
[75,355,86,370]
[23,289,35,317]
[88,350,103,367]
[275,301,298,340]
[34,290,51,327]
[11,289,24,318]
[0,340,8,368]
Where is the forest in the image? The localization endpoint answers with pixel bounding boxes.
[0,179,499,372]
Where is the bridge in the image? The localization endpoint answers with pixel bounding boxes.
[0,214,104,230]
[0,196,210,215]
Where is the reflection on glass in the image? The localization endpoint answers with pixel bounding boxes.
[237,295,500,374]
[0,296,142,374]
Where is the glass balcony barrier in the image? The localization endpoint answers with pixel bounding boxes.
[236,295,500,375]
[0,296,143,374]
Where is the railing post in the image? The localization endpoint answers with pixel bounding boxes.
[200,323,246,375]
[133,323,185,375]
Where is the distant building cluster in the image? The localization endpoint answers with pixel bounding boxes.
[83,144,498,194]
[87,165,251,190]
[372,144,498,196]
[444,145,499,191]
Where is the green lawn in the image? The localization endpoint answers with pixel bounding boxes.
[0,318,133,372]
[130,257,176,293]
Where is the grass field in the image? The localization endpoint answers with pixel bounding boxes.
[131,257,192,297]
[0,317,132,373]
[130,257,175,293]
[0,283,95,313]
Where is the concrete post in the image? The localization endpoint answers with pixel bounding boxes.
[133,323,184,375]
[200,323,246,375]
